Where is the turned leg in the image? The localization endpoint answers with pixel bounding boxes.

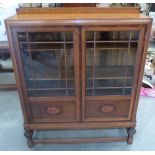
[126,127,136,144]
[24,130,34,147]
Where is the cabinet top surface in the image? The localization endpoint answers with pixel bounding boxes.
[6,7,151,21]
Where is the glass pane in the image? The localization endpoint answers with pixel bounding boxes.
[86,31,139,41]
[86,30,139,96]
[18,31,75,97]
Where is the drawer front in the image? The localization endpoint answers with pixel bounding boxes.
[85,99,130,121]
[30,101,76,123]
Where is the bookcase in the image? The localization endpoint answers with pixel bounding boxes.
[5,7,152,147]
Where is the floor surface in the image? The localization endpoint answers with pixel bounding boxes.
[0,91,155,151]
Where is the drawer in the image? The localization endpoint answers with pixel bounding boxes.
[85,99,130,121]
[30,101,76,123]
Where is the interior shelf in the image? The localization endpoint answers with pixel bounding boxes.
[86,42,138,50]
[28,88,75,90]
[86,66,134,78]
[20,43,73,50]
[87,77,132,80]
[28,78,74,80]
[28,89,75,97]
[86,86,132,89]
[24,49,67,52]
[20,41,73,44]
[86,40,138,43]
[27,79,74,88]
[86,88,131,96]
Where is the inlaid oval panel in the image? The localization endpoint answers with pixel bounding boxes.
[46,106,62,115]
[99,104,116,113]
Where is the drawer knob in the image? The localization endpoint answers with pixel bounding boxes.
[46,106,62,115]
[100,104,115,113]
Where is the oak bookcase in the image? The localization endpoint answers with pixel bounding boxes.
[5,7,152,147]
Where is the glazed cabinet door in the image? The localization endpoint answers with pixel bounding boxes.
[82,26,145,121]
[10,26,80,123]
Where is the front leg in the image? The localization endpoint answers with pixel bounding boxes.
[24,130,34,147]
[126,127,136,144]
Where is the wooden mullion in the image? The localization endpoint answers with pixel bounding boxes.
[73,28,80,122]
[81,28,86,121]
[92,31,96,96]
[26,32,37,97]
[28,88,75,91]
[86,86,131,89]
[63,32,68,96]
[25,49,65,52]
[20,41,73,44]
[123,32,132,95]
[87,47,137,50]
[28,78,74,80]
[86,40,138,43]
[87,77,133,80]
